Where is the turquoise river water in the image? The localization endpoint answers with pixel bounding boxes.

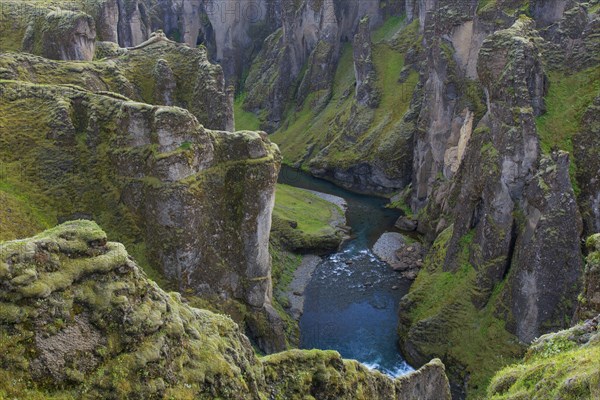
[278,166,414,377]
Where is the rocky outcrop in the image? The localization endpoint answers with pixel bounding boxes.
[353,16,380,108]
[262,14,421,195]
[575,96,600,236]
[21,9,97,61]
[0,222,453,399]
[576,235,600,321]
[373,233,424,280]
[488,314,600,399]
[0,39,233,131]
[242,0,382,132]
[0,221,266,398]
[398,13,588,396]
[0,80,282,351]
[411,0,497,210]
[504,152,583,343]
[264,352,452,400]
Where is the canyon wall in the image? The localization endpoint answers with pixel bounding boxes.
[0,37,283,351]
[1,0,599,397]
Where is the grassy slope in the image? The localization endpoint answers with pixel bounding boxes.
[268,17,417,169]
[0,97,60,241]
[269,183,344,288]
[273,183,341,235]
[536,65,600,194]
[488,325,600,399]
[234,92,261,131]
[400,227,524,399]
[269,42,355,165]
[489,345,600,399]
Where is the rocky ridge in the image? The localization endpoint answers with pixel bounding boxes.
[0,221,453,400]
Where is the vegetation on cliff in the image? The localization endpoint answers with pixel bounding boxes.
[398,226,524,398]
[0,221,452,400]
[0,77,285,352]
[271,184,346,254]
[486,233,600,399]
[488,314,600,399]
[235,16,420,194]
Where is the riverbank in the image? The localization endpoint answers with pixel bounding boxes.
[271,184,350,254]
[270,183,350,345]
[271,185,349,321]
[286,254,322,319]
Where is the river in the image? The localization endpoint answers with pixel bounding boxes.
[278,166,414,377]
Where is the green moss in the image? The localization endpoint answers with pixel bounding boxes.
[400,225,524,398]
[387,189,413,217]
[0,183,52,241]
[371,15,405,43]
[234,92,261,131]
[488,327,600,399]
[536,66,600,152]
[536,66,600,195]
[271,20,419,174]
[1,221,273,398]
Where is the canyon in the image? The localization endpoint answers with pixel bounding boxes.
[0,0,599,399]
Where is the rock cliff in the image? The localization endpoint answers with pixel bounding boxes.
[0,37,233,131]
[0,221,453,400]
[395,1,599,397]
[576,234,600,321]
[0,77,283,352]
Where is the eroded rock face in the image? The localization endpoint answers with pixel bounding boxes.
[353,16,380,108]
[505,152,583,343]
[0,80,282,351]
[242,0,381,131]
[575,96,600,236]
[0,222,453,399]
[0,40,233,131]
[576,235,600,321]
[22,10,97,61]
[398,11,589,396]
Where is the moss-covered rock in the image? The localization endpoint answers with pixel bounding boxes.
[263,18,421,196]
[399,14,587,399]
[263,350,451,400]
[0,222,453,399]
[0,1,95,60]
[0,220,265,399]
[0,79,281,352]
[23,9,96,61]
[487,314,600,400]
[0,38,233,131]
[576,234,600,321]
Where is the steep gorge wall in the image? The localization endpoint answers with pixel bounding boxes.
[242,0,384,132]
[397,0,600,397]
